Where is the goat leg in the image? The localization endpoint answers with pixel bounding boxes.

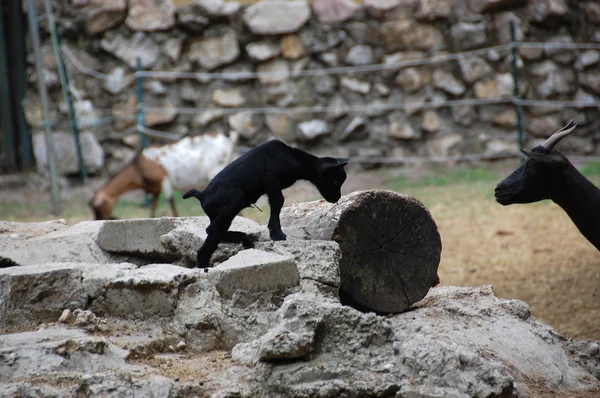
[266,189,287,241]
[196,233,219,269]
[222,231,255,248]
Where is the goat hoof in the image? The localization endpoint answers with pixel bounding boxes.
[270,233,287,241]
[242,239,255,249]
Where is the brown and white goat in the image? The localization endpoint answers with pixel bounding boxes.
[90,131,239,220]
[495,120,600,251]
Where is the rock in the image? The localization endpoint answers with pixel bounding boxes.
[103,66,134,95]
[584,2,600,25]
[451,22,487,51]
[59,308,72,323]
[394,67,431,93]
[100,33,161,69]
[415,0,452,21]
[211,249,299,299]
[376,83,391,96]
[527,115,563,138]
[265,114,294,140]
[189,28,239,70]
[243,0,310,35]
[246,41,281,62]
[364,0,401,18]
[193,109,225,127]
[313,73,337,95]
[145,100,178,127]
[580,71,600,95]
[163,37,182,63]
[197,0,241,18]
[433,69,465,96]
[212,88,246,107]
[320,52,338,67]
[84,0,127,35]
[280,35,305,60]
[576,51,600,71]
[404,95,426,116]
[297,120,329,141]
[344,45,374,66]
[381,19,440,52]
[257,59,289,85]
[452,104,477,126]
[389,112,421,140]
[493,11,525,45]
[325,94,348,121]
[458,56,493,84]
[422,110,440,133]
[486,139,519,156]
[339,116,366,142]
[427,133,463,157]
[493,109,517,129]
[474,73,514,99]
[33,130,104,175]
[176,3,210,31]
[312,0,360,24]
[544,35,577,64]
[527,0,568,27]
[537,69,575,98]
[469,0,526,13]
[228,112,262,138]
[340,76,371,94]
[125,0,176,32]
[519,46,544,61]
[575,89,597,106]
[384,51,426,65]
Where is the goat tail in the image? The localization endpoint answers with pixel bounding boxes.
[182,188,204,202]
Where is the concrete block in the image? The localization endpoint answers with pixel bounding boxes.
[212,249,299,299]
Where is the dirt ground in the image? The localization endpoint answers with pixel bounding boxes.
[1,163,599,342]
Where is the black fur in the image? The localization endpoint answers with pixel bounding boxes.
[183,139,349,268]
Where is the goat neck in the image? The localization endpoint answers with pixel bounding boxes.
[551,163,600,251]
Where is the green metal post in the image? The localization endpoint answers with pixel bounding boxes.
[510,20,525,152]
[135,58,150,207]
[54,27,87,182]
[27,0,61,215]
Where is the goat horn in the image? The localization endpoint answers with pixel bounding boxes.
[541,120,577,151]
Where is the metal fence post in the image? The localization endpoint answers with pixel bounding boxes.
[27,0,61,215]
[135,57,150,207]
[510,20,526,152]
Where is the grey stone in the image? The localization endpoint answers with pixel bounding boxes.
[340,76,371,94]
[384,51,426,65]
[125,0,176,32]
[493,11,525,44]
[297,119,330,141]
[146,81,167,96]
[381,19,441,52]
[228,112,262,138]
[344,45,374,66]
[265,114,294,140]
[257,59,289,85]
[144,100,178,127]
[469,0,526,13]
[389,111,421,140]
[376,83,391,96]
[312,0,360,24]
[258,318,317,361]
[176,3,210,31]
[527,0,568,27]
[243,0,310,35]
[493,109,517,129]
[103,66,134,95]
[537,69,575,98]
[320,52,338,67]
[33,130,104,175]
[84,0,127,35]
[163,37,183,63]
[189,28,239,70]
[452,104,477,127]
[193,109,225,127]
[325,94,348,121]
[422,110,440,133]
[100,32,160,69]
[474,73,514,99]
[584,2,600,25]
[340,116,366,141]
[433,69,465,96]
[580,71,600,95]
[458,56,493,84]
[212,88,246,107]
[485,139,519,156]
[415,0,452,21]
[245,41,281,62]
[427,133,463,157]
[394,67,431,93]
[544,35,576,64]
[575,89,597,107]
[527,115,563,138]
[451,22,487,51]
[197,0,241,18]
[575,50,600,71]
[364,0,401,18]
[212,249,299,299]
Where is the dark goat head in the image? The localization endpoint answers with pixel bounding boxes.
[494,120,577,205]
[314,157,349,203]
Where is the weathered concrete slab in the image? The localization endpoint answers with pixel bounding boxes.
[0,262,102,330]
[211,249,299,300]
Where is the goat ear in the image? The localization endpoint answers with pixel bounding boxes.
[522,149,563,165]
[335,157,349,167]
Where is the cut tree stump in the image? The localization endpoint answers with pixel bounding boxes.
[280,190,441,314]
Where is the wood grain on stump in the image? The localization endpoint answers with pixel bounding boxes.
[280,190,441,314]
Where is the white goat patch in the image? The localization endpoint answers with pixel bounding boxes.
[143,132,238,198]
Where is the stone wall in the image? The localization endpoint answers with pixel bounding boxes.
[24,0,600,174]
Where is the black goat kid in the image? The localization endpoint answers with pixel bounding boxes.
[495,120,600,251]
[183,139,349,268]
